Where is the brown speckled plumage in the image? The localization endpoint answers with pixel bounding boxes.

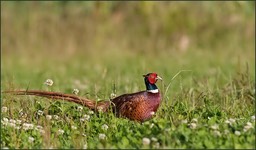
[3,73,162,122]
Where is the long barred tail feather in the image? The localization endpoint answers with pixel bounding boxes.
[3,90,110,112]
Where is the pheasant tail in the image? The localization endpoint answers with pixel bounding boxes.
[3,90,110,112]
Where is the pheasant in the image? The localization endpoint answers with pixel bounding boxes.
[3,73,162,122]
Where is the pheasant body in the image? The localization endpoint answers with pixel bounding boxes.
[3,73,162,122]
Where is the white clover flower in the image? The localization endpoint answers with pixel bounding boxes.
[150,111,155,116]
[80,118,85,122]
[83,114,90,121]
[150,123,154,128]
[9,119,16,124]
[77,106,83,112]
[142,137,151,145]
[151,137,158,142]
[58,129,64,135]
[88,110,94,115]
[53,115,59,120]
[191,118,198,123]
[37,110,44,116]
[101,124,109,131]
[234,131,241,136]
[46,115,52,120]
[3,118,9,123]
[110,93,116,99]
[97,106,103,112]
[23,123,34,130]
[83,143,88,149]
[225,120,231,124]
[44,79,54,86]
[2,106,8,113]
[28,136,35,143]
[16,119,22,125]
[243,122,254,132]
[99,133,106,140]
[82,133,87,137]
[211,124,219,130]
[71,125,77,130]
[72,89,79,95]
[207,117,211,120]
[15,126,21,130]
[213,130,221,137]
[251,115,255,121]
[181,119,188,124]
[189,123,197,129]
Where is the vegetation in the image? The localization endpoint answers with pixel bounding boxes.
[1,1,255,149]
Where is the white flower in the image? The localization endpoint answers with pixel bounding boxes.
[3,118,8,123]
[77,106,83,112]
[207,117,211,120]
[210,124,219,130]
[189,123,197,129]
[213,130,221,137]
[71,125,77,130]
[46,115,52,120]
[53,115,59,120]
[150,123,154,128]
[16,119,22,125]
[234,131,241,136]
[88,110,94,115]
[251,115,255,121]
[83,114,90,121]
[80,118,85,122]
[99,133,106,140]
[181,120,188,124]
[110,93,116,99]
[83,143,88,149]
[2,106,8,113]
[28,136,35,143]
[9,119,16,124]
[37,110,44,116]
[150,111,155,116]
[101,124,109,131]
[97,106,103,112]
[44,79,54,86]
[243,122,254,132]
[23,123,34,130]
[82,133,87,137]
[191,118,198,123]
[58,129,64,135]
[142,137,150,145]
[151,137,158,142]
[73,89,79,95]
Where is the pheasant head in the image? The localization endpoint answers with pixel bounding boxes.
[143,72,162,93]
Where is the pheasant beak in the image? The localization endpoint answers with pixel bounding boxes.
[156,75,162,81]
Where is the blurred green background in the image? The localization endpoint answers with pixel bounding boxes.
[1,1,255,94]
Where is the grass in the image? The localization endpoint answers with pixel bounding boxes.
[1,1,255,149]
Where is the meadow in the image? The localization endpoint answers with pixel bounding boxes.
[1,1,255,149]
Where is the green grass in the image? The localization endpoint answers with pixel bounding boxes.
[1,1,255,149]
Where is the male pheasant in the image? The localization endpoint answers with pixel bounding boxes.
[3,73,162,122]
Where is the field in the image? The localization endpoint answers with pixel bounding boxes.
[1,1,255,149]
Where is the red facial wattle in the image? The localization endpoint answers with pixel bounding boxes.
[148,73,157,84]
